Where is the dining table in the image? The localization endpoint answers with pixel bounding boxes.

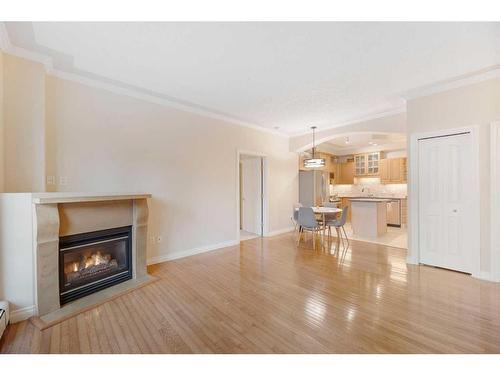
[296,206,343,248]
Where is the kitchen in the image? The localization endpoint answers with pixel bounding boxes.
[298,133,407,249]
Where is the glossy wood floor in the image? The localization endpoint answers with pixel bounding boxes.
[2,232,500,353]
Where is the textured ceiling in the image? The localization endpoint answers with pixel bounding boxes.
[326,133,406,148]
[4,22,500,134]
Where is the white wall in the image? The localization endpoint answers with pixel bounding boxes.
[44,75,297,263]
[0,194,34,317]
[407,77,500,275]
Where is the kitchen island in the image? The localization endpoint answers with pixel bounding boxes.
[349,198,388,237]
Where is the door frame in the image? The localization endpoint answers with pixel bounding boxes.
[236,150,268,241]
[490,122,500,282]
[407,125,480,277]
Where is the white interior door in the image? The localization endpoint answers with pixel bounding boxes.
[241,157,262,235]
[418,133,474,273]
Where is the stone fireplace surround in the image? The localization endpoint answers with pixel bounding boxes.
[32,193,154,326]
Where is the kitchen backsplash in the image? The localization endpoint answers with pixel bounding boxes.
[330,177,407,198]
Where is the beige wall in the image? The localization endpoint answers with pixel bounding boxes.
[407,77,500,273]
[289,112,407,152]
[0,52,4,192]
[2,53,46,192]
[43,75,298,262]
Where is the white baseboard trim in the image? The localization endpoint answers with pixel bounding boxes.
[265,226,295,237]
[406,256,419,265]
[473,270,500,283]
[147,240,239,265]
[10,305,36,323]
[147,227,295,266]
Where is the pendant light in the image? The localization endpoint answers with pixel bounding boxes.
[303,126,325,168]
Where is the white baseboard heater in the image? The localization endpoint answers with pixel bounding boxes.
[0,301,8,340]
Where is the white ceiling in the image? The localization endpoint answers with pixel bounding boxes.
[4,22,500,135]
[317,132,406,155]
[327,133,405,148]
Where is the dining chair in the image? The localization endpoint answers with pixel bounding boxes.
[297,207,323,247]
[291,203,302,233]
[325,206,349,251]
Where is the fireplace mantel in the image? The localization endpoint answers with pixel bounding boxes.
[32,192,151,204]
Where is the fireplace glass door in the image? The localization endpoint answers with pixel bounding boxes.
[59,226,132,305]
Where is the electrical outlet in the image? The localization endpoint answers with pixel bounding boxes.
[46,176,56,185]
[59,176,68,185]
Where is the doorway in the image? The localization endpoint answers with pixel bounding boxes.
[417,130,478,273]
[239,154,264,241]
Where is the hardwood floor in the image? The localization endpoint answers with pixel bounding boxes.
[2,232,500,353]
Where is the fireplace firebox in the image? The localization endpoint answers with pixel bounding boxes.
[59,226,133,305]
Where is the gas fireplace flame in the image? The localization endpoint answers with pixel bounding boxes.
[67,250,114,276]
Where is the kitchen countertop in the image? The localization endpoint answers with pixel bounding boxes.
[335,195,407,200]
[349,198,391,203]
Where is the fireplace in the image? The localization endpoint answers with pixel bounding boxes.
[59,226,133,305]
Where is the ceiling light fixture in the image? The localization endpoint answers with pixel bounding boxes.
[303,126,325,168]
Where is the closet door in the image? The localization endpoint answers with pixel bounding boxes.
[418,133,474,273]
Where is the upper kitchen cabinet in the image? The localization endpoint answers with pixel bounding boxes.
[337,160,355,184]
[354,154,366,175]
[379,157,407,184]
[354,152,381,176]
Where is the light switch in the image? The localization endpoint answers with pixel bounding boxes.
[59,176,68,185]
[46,176,56,185]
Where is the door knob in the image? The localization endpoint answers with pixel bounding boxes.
[452,209,457,213]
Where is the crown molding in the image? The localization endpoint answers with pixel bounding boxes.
[0,22,288,139]
[47,69,288,138]
[289,106,407,138]
[401,65,500,100]
[0,22,11,50]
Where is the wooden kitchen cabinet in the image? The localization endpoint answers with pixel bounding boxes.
[386,200,400,226]
[379,158,389,181]
[354,152,381,176]
[337,161,354,184]
[354,154,366,176]
[380,157,407,184]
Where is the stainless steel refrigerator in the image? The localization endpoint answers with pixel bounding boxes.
[299,170,330,207]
